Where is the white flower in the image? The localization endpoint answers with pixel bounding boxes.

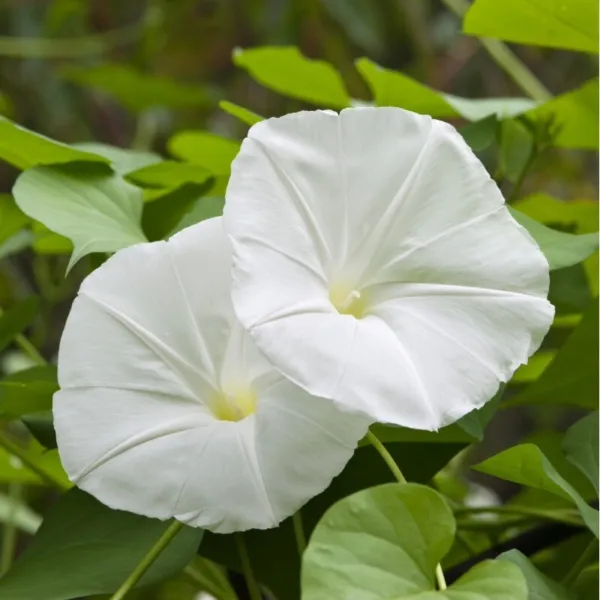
[223,108,554,431]
[54,217,369,533]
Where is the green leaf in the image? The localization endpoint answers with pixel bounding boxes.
[500,120,534,183]
[302,483,527,600]
[219,100,263,126]
[73,142,161,175]
[357,58,536,120]
[0,488,203,600]
[128,161,212,189]
[464,0,598,54]
[201,441,466,600]
[509,208,599,270]
[169,196,225,236]
[0,117,108,170]
[455,388,503,440]
[527,79,599,150]
[233,46,350,109]
[0,366,57,418]
[498,550,575,600]
[13,164,147,271]
[62,64,211,112]
[562,412,599,495]
[0,230,33,260]
[473,443,599,536]
[510,299,598,408]
[168,131,240,175]
[0,195,28,246]
[459,115,498,152]
[0,297,39,353]
[573,564,599,600]
[0,440,69,488]
[22,410,56,449]
[31,223,72,255]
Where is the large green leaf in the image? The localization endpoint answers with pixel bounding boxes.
[0,297,39,354]
[302,483,527,600]
[233,46,350,109]
[13,164,147,271]
[510,299,598,408]
[168,131,240,175]
[357,58,536,121]
[527,79,599,150]
[464,0,598,54]
[0,117,108,170]
[0,366,57,418]
[473,443,599,537]
[73,142,161,175]
[498,550,575,600]
[0,195,28,246]
[0,488,203,600]
[509,208,599,270]
[201,440,465,600]
[62,64,211,112]
[562,412,599,495]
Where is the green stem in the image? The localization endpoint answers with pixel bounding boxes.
[110,520,185,600]
[235,534,262,600]
[0,431,67,490]
[14,334,46,367]
[562,537,598,586]
[0,26,140,59]
[365,430,407,484]
[440,0,552,102]
[182,563,234,600]
[292,511,307,556]
[454,505,583,526]
[1,483,21,574]
[367,430,448,589]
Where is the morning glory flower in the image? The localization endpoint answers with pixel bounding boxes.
[54,217,369,533]
[223,108,554,431]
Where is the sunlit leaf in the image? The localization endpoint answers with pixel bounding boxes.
[527,79,599,150]
[510,208,599,271]
[562,412,599,495]
[302,483,527,600]
[0,297,39,354]
[13,164,147,271]
[510,299,598,409]
[233,46,350,109]
[31,223,72,255]
[0,117,108,170]
[357,58,536,120]
[0,488,203,600]
[128,161,212,189]
[498,550,575,600]
[473,443,599,536]
[219,100,263,126]
[464,0,598,54]
[63,64,211,112]
[0,194,28,245]
[168,131,240,175]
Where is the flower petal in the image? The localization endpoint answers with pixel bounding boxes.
[224,108,554,429]
[55,217,369,532]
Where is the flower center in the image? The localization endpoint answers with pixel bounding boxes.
[211,386,257,422]
[329,282,367,318]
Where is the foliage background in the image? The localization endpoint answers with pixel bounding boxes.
[0,1,597,599]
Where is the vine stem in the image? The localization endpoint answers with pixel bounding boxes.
[110,520,185,600]
[235,533,262,600]
[292,511,307,556]
[562,537,598,586]
[14,333,46,367]
[366,430,447,590]
[454,505,583,526]
[439,0,552,102]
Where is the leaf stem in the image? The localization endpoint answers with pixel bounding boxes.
[292,510,307,556]
[454,505,583,526]
[365,430,407,484]
[14,333,46,367]
[110,520,185,600]
[0,431,67,490]
[367,430,448,589]
[440,0,552,102]
[562,537,598,586]
[235,533,262,600]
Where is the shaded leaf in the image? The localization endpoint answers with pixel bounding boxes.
[168,131,240,175]
[562,412,599,495]
[13,164,147,271]
[473,443,599,536]
[500,120,534,183]
[73,142,161,175]
[233,46,350,109]
[464,0,598,53]
[0,365,57,418]
[0,488,203,600]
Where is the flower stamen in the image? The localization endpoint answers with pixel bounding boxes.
[330,283,367,318]
[211,387,257,422]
